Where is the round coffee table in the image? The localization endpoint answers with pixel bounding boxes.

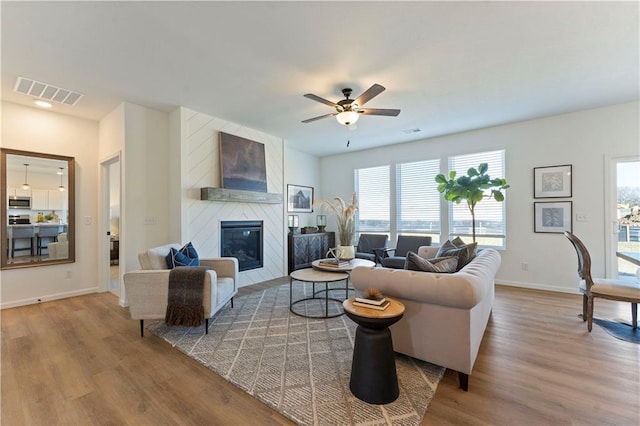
[289,268,349,318]
[343,296,405,404]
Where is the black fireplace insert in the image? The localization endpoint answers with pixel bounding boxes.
[220,220,263,272]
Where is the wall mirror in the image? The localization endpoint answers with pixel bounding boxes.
[1,148,75,269]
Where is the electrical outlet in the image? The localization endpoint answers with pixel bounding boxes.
[144,216,157,225]
[576,213,588,222]
[84,216,92,225]
[521,263,529,271]
[65,270,72,279]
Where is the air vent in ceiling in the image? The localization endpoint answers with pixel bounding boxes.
[13,76,83,106]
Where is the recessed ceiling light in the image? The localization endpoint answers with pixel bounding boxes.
[34,100,52,108]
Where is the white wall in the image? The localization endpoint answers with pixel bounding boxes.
[174,107,286,287]
[1,101,99,308]
[284,146,322,227]
[321,101,639,293]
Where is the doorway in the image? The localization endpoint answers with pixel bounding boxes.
[607,156,640,280]
[101,155,121,296]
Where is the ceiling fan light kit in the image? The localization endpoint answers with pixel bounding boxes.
[302,83,400,127]
[336,110,359,126]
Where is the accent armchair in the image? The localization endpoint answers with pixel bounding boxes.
[564,232,639,331]
[379,235,433,269]
[355,233,388,264]
[47,232,69,259]
[123,243,239,336]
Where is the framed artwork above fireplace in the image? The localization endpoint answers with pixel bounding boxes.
[219,132,267,193]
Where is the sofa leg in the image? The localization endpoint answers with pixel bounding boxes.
[205,318,209,334]
[458,372,469,391]
[140,320,144,337]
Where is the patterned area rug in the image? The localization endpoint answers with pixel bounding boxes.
[594,318,640,344]
[148,282,445,425]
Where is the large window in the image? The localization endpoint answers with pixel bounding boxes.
[448,150,506,248]
[396,159,441,243]
[355,165,390,233]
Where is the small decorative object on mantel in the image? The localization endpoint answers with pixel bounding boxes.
[288,215,299,234]
[301,226,318,234]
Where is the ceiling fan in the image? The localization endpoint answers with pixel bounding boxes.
[302,83,400,126]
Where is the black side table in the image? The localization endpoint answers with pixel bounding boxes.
[343,297,405,404]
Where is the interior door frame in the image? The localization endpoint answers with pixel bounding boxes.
[99,152,122,300]
[604,154,639,279]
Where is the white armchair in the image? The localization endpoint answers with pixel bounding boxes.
[123,243,239,336]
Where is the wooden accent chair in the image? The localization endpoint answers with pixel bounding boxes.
[564,231,640,331]
[355,233,388,264]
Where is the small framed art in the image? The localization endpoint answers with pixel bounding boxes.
[287,184,314,213]
[534,201,572,233]
[533,164,572,198]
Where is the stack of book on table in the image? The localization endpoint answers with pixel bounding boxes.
[353,297,390,311]
[318,258,350,268]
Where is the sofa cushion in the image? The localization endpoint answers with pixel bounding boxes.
[166,242,200,269]
[404,252,458,273]
[436,239,477,270]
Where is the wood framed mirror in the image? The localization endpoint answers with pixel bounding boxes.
[1,148,75,269]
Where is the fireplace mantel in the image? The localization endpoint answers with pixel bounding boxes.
[201,187,282,204]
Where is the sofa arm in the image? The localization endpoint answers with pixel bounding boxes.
[200,257,239,281]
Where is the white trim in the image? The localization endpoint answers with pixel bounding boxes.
[1,287,99,309]
[496,280,580,295]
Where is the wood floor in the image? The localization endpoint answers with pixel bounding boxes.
[2,280,639,425]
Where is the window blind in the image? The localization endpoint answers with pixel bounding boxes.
[448,150,506,246]
[396,159,441,240]
[355,165,390,233]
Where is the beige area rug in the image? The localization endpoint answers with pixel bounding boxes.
[147,282,445,425]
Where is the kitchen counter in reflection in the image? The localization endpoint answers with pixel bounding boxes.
[6,223,68,259]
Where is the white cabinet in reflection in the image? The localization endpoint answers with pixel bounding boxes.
[31,188,65,211]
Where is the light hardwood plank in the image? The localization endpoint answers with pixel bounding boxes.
[2,282,639,425]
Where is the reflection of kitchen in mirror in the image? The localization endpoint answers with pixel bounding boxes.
[4,152,72,265]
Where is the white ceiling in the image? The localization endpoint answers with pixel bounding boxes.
[2,1,638,157]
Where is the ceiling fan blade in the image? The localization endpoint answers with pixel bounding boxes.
[303,93,338,108]
[358,108,401,117]
[301,112,337,123]
[354,84,386,107]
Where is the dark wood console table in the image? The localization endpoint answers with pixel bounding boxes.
[287,232,334,274]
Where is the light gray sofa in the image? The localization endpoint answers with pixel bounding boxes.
[350,246,501,391]
[123,243,239,336]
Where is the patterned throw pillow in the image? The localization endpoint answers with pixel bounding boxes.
[435,239,477,271]
[166,242,200,269]
[404,252,458,273]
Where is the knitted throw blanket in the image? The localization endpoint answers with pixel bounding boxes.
[165,266,209,327]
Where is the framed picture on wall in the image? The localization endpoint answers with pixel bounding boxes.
[534,164,572,198]
[534,201,572,233]
[287,184,313,213]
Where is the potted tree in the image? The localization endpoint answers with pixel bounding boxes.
[435,163,509,243]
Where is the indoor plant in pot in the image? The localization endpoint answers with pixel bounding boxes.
[435,163,509,243]
[315,193,358,259]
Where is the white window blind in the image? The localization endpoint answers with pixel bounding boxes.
[355,165,390,233]
[448,150,506,247]
[396,159,441,242]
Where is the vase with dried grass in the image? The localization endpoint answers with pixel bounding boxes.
[314,193,358,260]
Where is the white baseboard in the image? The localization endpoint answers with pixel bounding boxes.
[496,280,580,295]
[0,287,99,309]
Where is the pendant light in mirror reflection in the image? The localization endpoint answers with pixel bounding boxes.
[58,167,65,192]
[22,163,30,190]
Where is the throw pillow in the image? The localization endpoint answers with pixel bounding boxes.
[166,242,200,269]
[435,239,477,271]
[404,252,458,273]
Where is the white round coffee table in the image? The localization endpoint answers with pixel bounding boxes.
[289,268,349,318]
